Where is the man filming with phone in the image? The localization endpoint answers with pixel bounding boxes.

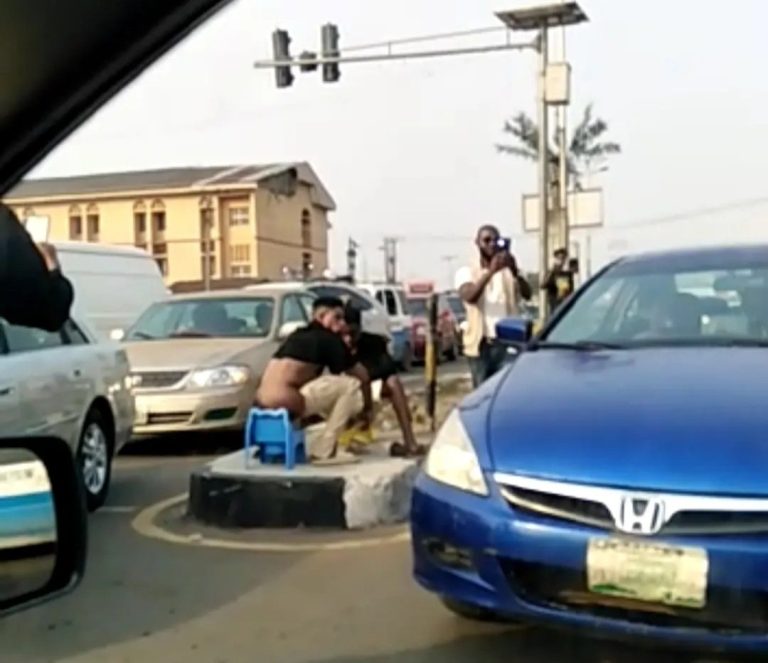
[455,224,531,387]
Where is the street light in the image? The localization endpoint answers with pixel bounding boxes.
[496,2,587,321]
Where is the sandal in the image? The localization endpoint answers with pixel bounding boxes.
[389,442,428,458]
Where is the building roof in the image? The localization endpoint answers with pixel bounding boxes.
[6,162,336,210]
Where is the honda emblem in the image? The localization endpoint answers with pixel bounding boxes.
[617,496,665,535]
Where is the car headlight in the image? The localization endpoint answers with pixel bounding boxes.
[424,409,488,496]
[187,365,251,389]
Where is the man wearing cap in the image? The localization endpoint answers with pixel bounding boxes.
[542,247,575,315]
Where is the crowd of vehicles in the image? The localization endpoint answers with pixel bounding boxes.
[1,247,469,511]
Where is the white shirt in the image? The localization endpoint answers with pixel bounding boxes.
[454,266,508,339]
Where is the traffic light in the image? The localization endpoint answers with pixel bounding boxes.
[271,29,294,89]
[346,238,358,279]
[321,23,340,83]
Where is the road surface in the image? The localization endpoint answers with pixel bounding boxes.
[0,362,737,663]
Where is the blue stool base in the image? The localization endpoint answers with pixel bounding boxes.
[244,408,306,469]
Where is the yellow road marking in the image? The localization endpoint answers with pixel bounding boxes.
[131,493,412,552]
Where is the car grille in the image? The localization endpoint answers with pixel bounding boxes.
[501,485,613,530]
[132,371,188,389]
[496,473,768,536]
[500,558,768,633]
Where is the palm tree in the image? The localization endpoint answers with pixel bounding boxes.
[495,104,620,190]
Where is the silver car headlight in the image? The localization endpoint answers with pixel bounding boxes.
[424,409,488,496]
[187,365,251,389]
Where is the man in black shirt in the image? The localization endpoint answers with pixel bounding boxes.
[257,296,372,465]
[541,247,575,316]
[343,305,425,458]
[0,205,74,331]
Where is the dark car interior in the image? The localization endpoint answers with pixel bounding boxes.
[0,0,232,197]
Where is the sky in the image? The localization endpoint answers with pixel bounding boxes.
[30,0,768,285]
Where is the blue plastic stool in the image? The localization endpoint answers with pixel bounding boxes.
[244,408,306,469]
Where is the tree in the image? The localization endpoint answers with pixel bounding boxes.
[495,104,621,190]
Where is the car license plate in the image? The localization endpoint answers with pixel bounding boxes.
[587,537,708,609]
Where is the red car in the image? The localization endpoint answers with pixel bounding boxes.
[407,293,459,362]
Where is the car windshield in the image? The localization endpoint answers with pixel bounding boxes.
[127,297,275,340]
[545,253,768,347]
[407,298,429,318]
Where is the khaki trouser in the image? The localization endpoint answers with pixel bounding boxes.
[301,375,363,459]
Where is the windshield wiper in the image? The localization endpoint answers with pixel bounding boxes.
[130,331,154,340]
[530,340,626,351]
[169,331,212,338]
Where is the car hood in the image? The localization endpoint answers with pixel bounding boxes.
[124,337,272,373]
[484,347,768,496]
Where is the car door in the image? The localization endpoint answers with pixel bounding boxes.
[0,320,83,449]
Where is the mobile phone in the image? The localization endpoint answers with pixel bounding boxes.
[496,237,511,253]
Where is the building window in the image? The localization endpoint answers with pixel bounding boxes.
[301,209,311,248]
[228,206,249,226]
[86,203,99,242]
[152,242,168,276]
[230,244,250,263]
[229,243,251,277]
[68,205,82,240]
[151,200,166,234]
[134,201,147,246]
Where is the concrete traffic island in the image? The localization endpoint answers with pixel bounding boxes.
[188,442,425,530]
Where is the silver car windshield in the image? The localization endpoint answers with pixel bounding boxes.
[127,297,275,340]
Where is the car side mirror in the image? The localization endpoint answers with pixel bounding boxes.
[109,328,125,342]
[0,437,87,618]
[495,317,532,345]
[277,321,304,340]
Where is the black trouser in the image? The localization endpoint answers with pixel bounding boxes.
[467,338,508,388]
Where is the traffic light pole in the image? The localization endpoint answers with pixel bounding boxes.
[537,27,550,322]
[254,39,536,71]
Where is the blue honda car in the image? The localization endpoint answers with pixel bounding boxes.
[412,244,768,654]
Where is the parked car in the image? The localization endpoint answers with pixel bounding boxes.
[407,289,459,362]
[122,284,315,437]
[445,291,466,354]
[0,316,134,511]
[358,282,413,370]
[412,244,768,653]
[249,280,392,340]
[56,242,168,342]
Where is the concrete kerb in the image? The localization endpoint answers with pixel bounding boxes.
[131,492,412,553]
[188,444,425,530]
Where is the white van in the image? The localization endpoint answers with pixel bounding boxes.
[54,242,168,341]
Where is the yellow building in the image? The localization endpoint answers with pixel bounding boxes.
[4,163,334,286]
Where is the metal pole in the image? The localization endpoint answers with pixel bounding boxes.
[556,10,569,258]
[537,26,550,322]
[425,293,439,432]
[253,40,535,69]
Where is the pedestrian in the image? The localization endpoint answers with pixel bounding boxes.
[342,304,426,458]
[455,224,531,388]
[256,296,373,465]
[0,205,74,331]
[542,247,575,316]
